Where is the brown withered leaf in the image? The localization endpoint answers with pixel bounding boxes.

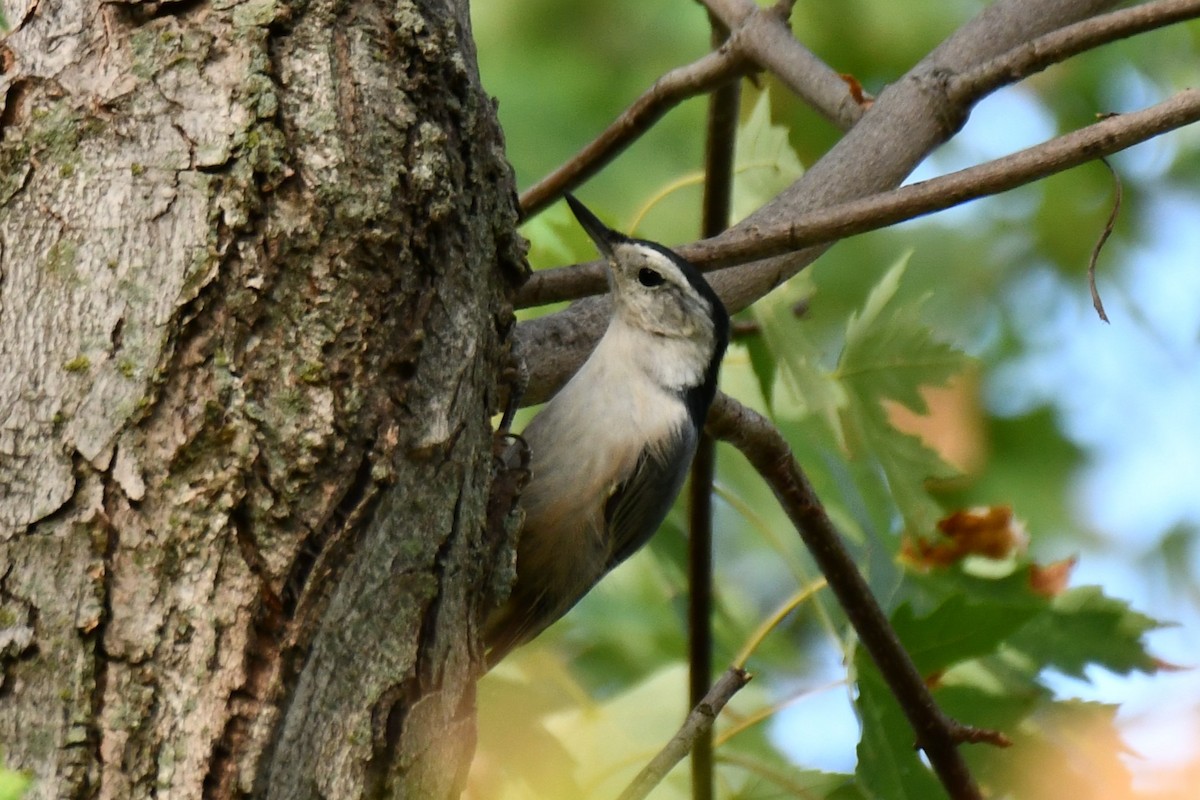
[903,506,1029,568]
[1029,556,1078,597]
[901,535,961,568]
[938,506,1028,558]
[839,72,874,108]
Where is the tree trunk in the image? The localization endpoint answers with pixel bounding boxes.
[0,0,524,796]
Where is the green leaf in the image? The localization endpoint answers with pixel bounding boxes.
[934,680,1046,740]
[854,563,1162,799]
[840,257,965,416]
[836,255,967,530]
[854,653,945,800]
[714,751,854,799]
[742,325,779,414]
[520,199,590,270]
[753,274,846,436]
[843,257,907,360]
[826,781,873,800]
[891,591,1044,676]
[1007,585,1164,678]
[732,89,806,223]
[848,400,952,532]
[904,562,1047,615]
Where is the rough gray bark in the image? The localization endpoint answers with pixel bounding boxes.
[0,0,524,797]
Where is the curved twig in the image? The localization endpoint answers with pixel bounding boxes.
[518,0,876,220]
[518,45,755,219]
[615,667,752,800]
[1088,157,1122,323]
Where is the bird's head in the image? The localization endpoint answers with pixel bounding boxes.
[565,194,728,357]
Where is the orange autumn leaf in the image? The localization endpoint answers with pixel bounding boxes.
[885,372,987,478]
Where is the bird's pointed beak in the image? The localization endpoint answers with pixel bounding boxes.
[565,194,618,258]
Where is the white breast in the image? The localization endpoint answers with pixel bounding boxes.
[519,320,690,558]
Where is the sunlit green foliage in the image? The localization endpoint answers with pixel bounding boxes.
[0,765,31,800]
[471,2,1200,798]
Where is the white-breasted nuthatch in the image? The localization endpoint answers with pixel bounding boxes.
[485,195,729,667]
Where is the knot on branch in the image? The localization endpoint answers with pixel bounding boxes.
[909,66,972,138]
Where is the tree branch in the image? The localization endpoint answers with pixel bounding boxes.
[518,45,754,219]
[513,0,1132,408]
[615,667,752,800]
[700,88,1200,278]
[518,0,874,220]
[516,88,1200,310]
[951,0,1200,101]
[706,393,1008,800]
[695,0,1123,317]
[699,0,866,130]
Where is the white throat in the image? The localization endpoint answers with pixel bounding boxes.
[598,316,709,395]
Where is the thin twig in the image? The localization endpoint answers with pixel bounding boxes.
[687,433,717,800]
[1089,156,1122,323]
[691,90,1200,272]
[516,88,1200,309]
[688,18,742,800]
[951,0,1200,101]
[518,46,754,219]
[520,0,866,222]
[706,392,1001,800]
[615,667,752,800]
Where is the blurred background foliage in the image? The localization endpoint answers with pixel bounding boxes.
[469,1,1200,798]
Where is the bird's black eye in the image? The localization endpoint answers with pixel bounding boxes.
[638,268,665,287]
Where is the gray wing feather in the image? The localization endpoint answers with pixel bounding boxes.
[604,423,698,568]
[485,422,697,669]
